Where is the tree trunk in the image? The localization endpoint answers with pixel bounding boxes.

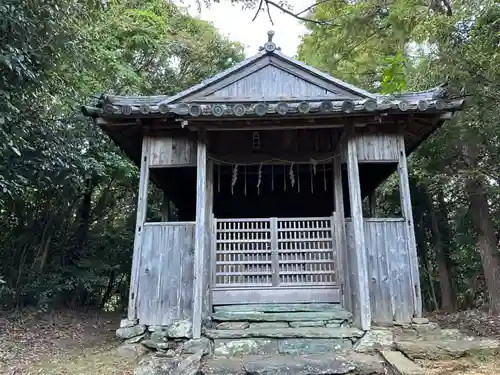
[76,177,94,249]
[101,270,116,308]
[429,206,455,311]
[463,144,500,313]
[415,208,438,311]
[465,176,500,312]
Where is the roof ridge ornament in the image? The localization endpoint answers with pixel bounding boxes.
[259,30,280,53]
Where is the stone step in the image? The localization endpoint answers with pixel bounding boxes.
[216,321,349,330]
[201,353,386,374]
[211,310,352,322]
[214,303,340,313]
[205,327,364,339]
[381,350,426,375]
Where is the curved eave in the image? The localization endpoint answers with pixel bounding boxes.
[82,97,466,120]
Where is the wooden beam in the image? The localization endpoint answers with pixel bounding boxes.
[193,130,208,338]
[346,125,371,330]
[128,136,150,321]
[333,156,349,310]
[397,135,422,318]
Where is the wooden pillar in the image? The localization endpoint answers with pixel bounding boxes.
[193,130,207,338]
[160,192,170,221]
[333,156,349,310]
[203,159,214,318]
[397,136,422,317]
[368,190,377,217]
[346,127,371,330]
[128,136,150,321]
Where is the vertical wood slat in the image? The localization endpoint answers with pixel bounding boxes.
[209,65,335,98]
[345,218,415,324]
[128,136,150,321]
[137,223,195,326]
[148,134,197,167]
[339,133,401,162]
[270,217,279,286]
[396,135,422,318]
[346,126,371,330]
[193,130,207,339]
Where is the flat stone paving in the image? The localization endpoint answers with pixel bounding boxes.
[380,351,425,375]
[214,304,342,313]
[201,353,386,375]
[205,327,365,339]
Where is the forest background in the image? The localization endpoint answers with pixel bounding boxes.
[1,0,500,316]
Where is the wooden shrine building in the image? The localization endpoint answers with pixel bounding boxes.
[82,31,465,338]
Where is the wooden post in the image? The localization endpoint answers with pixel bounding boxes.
[368,190,377,217]
[193,130,207,338]
[161,192,170,221]
[346,126,371,330]
[333,156,349,310]
[204,159,215,317]
[397,135,422,317]
[128,136,150,321]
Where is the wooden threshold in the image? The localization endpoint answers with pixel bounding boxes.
[213,286,341,305]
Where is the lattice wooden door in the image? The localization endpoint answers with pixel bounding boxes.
[213,217,338,288]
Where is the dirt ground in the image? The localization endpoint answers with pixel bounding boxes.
[0,309,136,375]
[0,308,499,375]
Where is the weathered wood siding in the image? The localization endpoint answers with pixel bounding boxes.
[208,65,339,98]
[147,134,197,167]
[177,55,364,102]
[340,133,401,162]
[136,222,195,326]
[346,218,415,324]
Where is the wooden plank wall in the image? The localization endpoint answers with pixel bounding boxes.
[147,133,197,167]
[208,65,337,98]
[346,218,414,324]
[136,222,195,326]
[340,133,401,162]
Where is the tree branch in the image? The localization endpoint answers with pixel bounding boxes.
[296,0,332,17]
[253,0,338,26]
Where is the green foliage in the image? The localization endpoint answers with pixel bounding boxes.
[379,52,407,93]
[299,0,500,311]
[0,0,244,310]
